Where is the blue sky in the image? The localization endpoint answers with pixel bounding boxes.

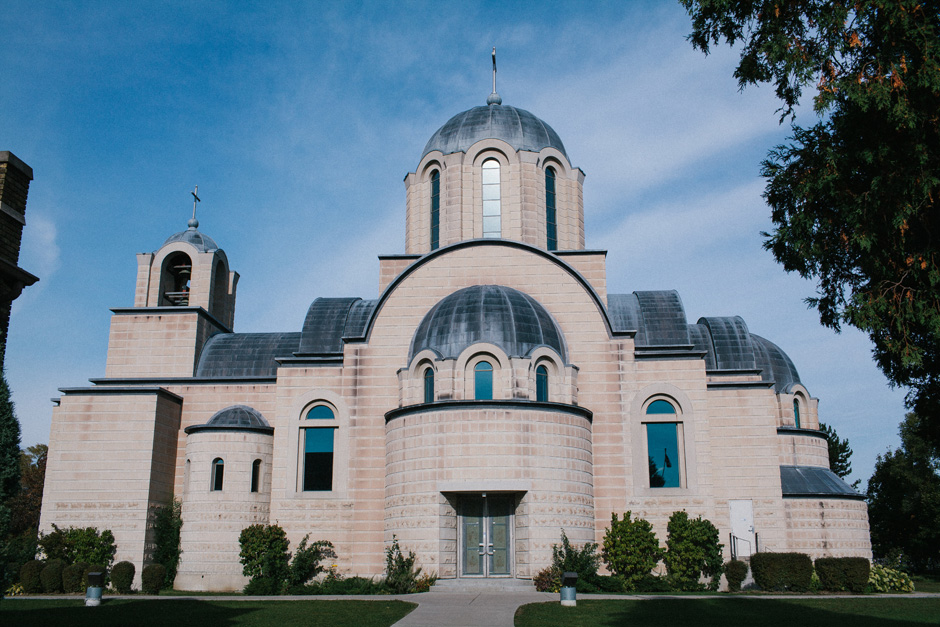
[2,1,907,487]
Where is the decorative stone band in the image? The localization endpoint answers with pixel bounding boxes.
[780,465,865,500]
[385,399,593,423]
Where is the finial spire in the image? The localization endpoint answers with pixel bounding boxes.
[487,46,502,106]
[188,186,200,229]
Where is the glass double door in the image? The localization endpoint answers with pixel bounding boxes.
[460,494,513,577]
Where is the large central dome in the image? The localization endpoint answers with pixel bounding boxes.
[409,285,567,362]
[421,104,568,160]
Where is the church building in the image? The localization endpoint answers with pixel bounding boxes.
[39,82,871,591]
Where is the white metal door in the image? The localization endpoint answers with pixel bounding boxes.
[729,499,755,559]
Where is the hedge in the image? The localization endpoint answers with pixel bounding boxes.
[750,552,812,592]
[815,557,870,593]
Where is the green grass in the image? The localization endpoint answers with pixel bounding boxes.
[0,599,417,627]
[913,576,940,594]
[514,598,940,627]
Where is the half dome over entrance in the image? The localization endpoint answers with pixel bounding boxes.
[409,284,567,362]
[421,104,568,160]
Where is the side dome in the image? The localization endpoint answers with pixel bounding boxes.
[184,405,273,434]
[421,104,568,161]
[409,285,567,362]
[162,225,218,252]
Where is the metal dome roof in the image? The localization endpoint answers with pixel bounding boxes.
[421,104,568,161]
[184,404,273,434]
[162,226,218,252]
[409,285,567,362]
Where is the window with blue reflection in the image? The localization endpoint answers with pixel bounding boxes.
[211,458,224,491]
[546,167,557,250]
[536,365,549,402]
[303,405,335,491]
[646,399,676,415]
[646,423,680,488]
[430,170,440,250]
[424,367,435,403]
[475,361,493,400]
[482,160,501,238]
[793,399,801,428]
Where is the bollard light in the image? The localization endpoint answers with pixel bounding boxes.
[85,571,104,607]
[560,571,578,607]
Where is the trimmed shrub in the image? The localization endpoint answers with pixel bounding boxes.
[299,575,386,595]
[815,557,870,593]
[724,559,749,592]
[664,511,724,591]
[868,564,915,593]
[601,512,664,591]
[141,564,166,595]
[62,563,87,593]
[38,525,116,570]
[238,523,290,595]
[19,560,43,593]
[750,552,813,592]
[111,561,135,593]
[40,558,65,593]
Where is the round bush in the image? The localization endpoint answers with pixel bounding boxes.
[19,560,44,593]
[40,559,66,593]
[62,562,87,593]
[111,561,135,594]
[724,559,749,592]
[141,563,166,595]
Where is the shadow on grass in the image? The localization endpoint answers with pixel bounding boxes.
[515,598,940,627]
[1,598,417,627]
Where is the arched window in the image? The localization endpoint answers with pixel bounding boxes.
[645,400,680,488]
[303,405,335,491]
[536,365,549,402]
[430,170,440,250]
[251,459,261,493]
[474,361,493,400]
[211,458,224,491]
[162,252,193,306]
[424,367,435,403]
[481,159,501,238]
[546,167,557,250]
[793,399,801,429]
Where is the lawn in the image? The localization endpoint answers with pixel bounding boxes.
[914,576,940,594]
[514,598,940,627]
[0,598,417,627]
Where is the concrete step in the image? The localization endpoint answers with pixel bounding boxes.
[431,577,535,593]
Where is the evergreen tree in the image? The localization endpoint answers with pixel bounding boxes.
[819,422,859,488]
[0,372,23,594]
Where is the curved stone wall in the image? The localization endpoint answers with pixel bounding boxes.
[783,497,872,559]
[777,429,830,468]
[385,402,593,578]
[176,431,273,591]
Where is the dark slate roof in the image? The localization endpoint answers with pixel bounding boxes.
[607,291,690,346]
[422,104,568,161]
[196,332,301,378]
[752,334,802,392]
[162,227,219,252]
[409,285,567,362]
[780,465,862,499]
[184,405,273,435]
[697,317,756,370]
[298,298,378,354]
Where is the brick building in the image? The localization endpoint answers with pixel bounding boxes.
[40,92,870,591]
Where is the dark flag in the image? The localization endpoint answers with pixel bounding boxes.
[664,448,672,468]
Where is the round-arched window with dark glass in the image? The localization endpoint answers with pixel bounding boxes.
[645,400,680,488]
[474,361,493,400]
[303,405,335,491]
[545,167,557,250]
[793,399,801,428]
[430,170,440,250]
[211,458,224,491]
[424,367,435,404]
[536,365,549,402]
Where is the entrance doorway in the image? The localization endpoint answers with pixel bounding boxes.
[459,494,513,577]
[729,499,755,559]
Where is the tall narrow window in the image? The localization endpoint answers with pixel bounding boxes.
[424,367,435,403]
[536,365,549,402]
[430,170,440,250]
[251,459,261,493]
[482,159,501,238]
[793,399,801,429]
[303,405,335,491]
[645,400,680,488]
[211,458,224,491]
[474,361,493,400]
[546,167,557,250]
